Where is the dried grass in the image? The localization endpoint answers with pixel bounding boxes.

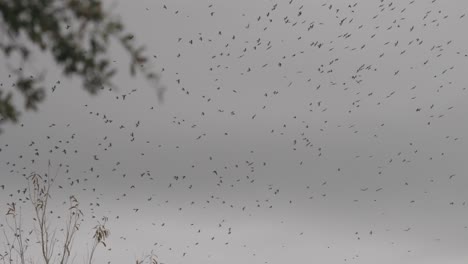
[1,162,160,264]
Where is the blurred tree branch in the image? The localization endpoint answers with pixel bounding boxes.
[0,0,164,132]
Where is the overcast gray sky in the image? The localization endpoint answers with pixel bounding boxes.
[1,0,468,263]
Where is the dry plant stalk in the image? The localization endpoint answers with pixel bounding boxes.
[59,196,83,264]
[1,163,105,264]
[27,171,57,264]
[134,251,159,264]
[2,162,161,264]
[2,202,27,264]
[87,219,109,264]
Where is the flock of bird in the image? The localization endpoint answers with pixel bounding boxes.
[1,0,468,263]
